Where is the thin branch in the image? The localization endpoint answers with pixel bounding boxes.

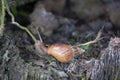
[4,0,14,22]
[1,0,5,29]
[4,0,37,43]
[76,29,102,47]
[12,22,37,43]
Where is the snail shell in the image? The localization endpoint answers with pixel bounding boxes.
[47,43,85,63]
[47,43,73,63]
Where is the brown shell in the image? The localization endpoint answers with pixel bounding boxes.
[47,43,73,63]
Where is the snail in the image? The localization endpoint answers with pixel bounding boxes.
[35,30,102,63]
[36,41,85,63]
[4,1,102,63]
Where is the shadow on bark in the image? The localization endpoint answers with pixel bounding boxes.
[0,33,120,80]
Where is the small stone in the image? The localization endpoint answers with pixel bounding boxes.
[108,5,120,29]
[44,0,66,14]
[70,0,105,21]
[29,1,59,37]
[57,23,76,37]
[107,2,120,28]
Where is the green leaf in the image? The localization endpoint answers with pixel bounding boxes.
[80,45,89,51]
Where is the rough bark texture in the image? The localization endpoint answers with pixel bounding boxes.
[90,38,120,80]
[0,34,54,80]
[0,33,120,80]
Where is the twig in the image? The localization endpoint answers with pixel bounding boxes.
[1,0,5,28]
[4,0,37,43]
[4,0,14,22]
[76,26,104,47]
[0,0,5,36]
[12,22,37,43]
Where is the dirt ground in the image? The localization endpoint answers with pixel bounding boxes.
[1,0,120,80]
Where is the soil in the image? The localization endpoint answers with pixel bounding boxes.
[1,0,120,80]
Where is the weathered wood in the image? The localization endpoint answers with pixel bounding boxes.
[65,38,120,80]
[90,38,120,80]
[0,33,68,80]
[0,32,120,80]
